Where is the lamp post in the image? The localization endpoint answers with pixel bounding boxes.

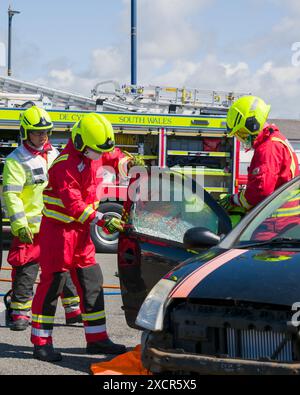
[7,5,20,77]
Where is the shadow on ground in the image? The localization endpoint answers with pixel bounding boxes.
[0,341,134,374]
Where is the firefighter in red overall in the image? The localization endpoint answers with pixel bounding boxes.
[219,95,299,225]
[30,113,139,362]
[3,106,81,331]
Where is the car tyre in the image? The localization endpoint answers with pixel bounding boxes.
[90,202,123,254]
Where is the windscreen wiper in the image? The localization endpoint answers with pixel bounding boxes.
[236,237,300,249]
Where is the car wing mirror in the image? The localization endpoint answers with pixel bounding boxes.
[183,227,220,249]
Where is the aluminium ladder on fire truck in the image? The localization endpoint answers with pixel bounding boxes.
[91,79,245,115]
[0,75,95,110]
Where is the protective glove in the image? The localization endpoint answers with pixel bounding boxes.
[102,217,125,234]
[130,155,145,167]
[218,193,237,212]
[230,213,243,228]
[123,151,145,170]
[18,226,34,244]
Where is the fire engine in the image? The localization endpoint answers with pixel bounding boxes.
[0,76,248,253]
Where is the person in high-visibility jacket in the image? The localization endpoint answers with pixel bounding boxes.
[30,113,142,362]
[3,106,81,331]
[219,96,299,219]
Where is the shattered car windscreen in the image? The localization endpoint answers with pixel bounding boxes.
[131,175,219,243]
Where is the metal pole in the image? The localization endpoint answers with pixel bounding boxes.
[7,10,12,76]
[7,6,20,77]
[131,0,137,86]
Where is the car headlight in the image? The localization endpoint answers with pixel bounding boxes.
[135,278,176,331]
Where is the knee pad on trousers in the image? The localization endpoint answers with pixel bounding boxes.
[76,264,103,311]
[43,272,69,313]
[62,271,78,298]
[12,261,39,303]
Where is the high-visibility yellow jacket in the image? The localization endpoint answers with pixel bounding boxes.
[2,144,59,236]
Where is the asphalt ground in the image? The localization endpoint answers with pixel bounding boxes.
[0,249,142,375]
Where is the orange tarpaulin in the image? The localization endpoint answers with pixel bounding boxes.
[90,344,152,375]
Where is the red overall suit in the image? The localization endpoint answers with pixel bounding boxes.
[4,142,80,324]
[31,140,127,346]
[242,124,299,207]
[237,124,300,240]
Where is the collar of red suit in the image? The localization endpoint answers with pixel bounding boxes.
[253,123,282,149]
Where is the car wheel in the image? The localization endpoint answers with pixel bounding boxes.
[90,202,123,254]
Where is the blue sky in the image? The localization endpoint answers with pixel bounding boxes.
[0,0,300,118]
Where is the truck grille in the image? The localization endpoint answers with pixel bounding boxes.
[226,328,293,362]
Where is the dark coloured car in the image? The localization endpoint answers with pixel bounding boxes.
[118,168,232,328]
[118,171,300,374]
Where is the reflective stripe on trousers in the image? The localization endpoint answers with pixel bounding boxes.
[31,266,107,346]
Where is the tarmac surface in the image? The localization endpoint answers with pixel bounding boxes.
[0,249,142,375]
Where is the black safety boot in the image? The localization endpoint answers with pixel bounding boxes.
[33,345,62,362]
[86,339,126,355]
[10,318,30,331]
[65,314,82,325]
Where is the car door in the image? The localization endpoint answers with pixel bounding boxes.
[118,168,231,328]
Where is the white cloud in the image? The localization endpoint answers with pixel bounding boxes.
[6,0,300,119]
[140,56,300,118]
[222,62,249,78]
[89,47,128,80]
[33,46,129,96]
[121,0,214,61]
[37,50,300,118]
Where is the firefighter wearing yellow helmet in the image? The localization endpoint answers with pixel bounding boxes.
[219,95,299,222]
[30,112,143,362]
[3,106,81,332]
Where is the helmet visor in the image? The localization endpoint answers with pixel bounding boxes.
[235,128,249,143]
[226,123,236,138]
[226,123,249,141]
[96,137,115,152]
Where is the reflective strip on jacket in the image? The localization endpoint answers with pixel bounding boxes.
[42,139,127,225]
[239,124,299,209]
[2,144,59,236]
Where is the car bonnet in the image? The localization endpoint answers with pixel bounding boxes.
[167,248,300,307]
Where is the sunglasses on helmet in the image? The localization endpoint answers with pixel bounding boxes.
[96,137,115,151]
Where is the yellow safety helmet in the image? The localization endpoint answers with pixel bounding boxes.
[72,113,115,153]
[19,106,53,140]
[226,96,271,146]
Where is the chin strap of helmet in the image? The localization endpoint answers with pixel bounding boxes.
[83,147,102,161]
[26,138,46,151]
